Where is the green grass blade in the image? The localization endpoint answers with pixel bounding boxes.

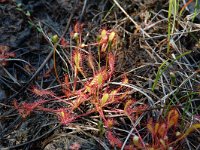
[167,0,173,53]
[152,51,192,91]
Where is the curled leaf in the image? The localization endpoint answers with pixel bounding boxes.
[101,93,109,106]
[147,118,154,136]
[101,29,107,40]
[99,29,108,50]
[108,31,116,42]
[167,108,179,128]
[73,49,85,77]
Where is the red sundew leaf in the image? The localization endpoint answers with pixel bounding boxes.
[111,76,130,101]
[74,23,79,33]
[0,55,9,59]
[88,52,95,73]
[13,99,48,118]
[72,49,85,77]
[109,89,118,102]
[94,103,106,121]
[99,29,108,45]
[108,76,129,102]
[32,87,55,97]
[64,89,73,98]
[13,99,19,110]
[101,29,107,40]
[56,108,74,125]
[147,121,168,142]
[74,22,83,33]
[124,100,133,112]
[0,45,16,66]
[124,100,137,124]
[60,38,68,48]
[101,93,109,106]
[0,45,15,57]
[64,74,70,88]
[85,70,108,94]
[87,68,108,88]
[6,52,16,57]
[72,98,82,110]
[118,91,130,101]
[73,49,81,69]
[154,122,159,135]
[108,52,115,76]
[158,123,167,138]
[84,83,93,94]
[36,106,55,113]
[106,131,123,148]
[113,76,130,101]
[124,100,147,124]
[72,93,88,110]
[72,22,83,44]
[100,43,108,52]
[63,74,74,97]
[107,88,127,104]
[108,31,116,42]
[167,108,179,128]
[147,118,154,136]
[124,99,136,119]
